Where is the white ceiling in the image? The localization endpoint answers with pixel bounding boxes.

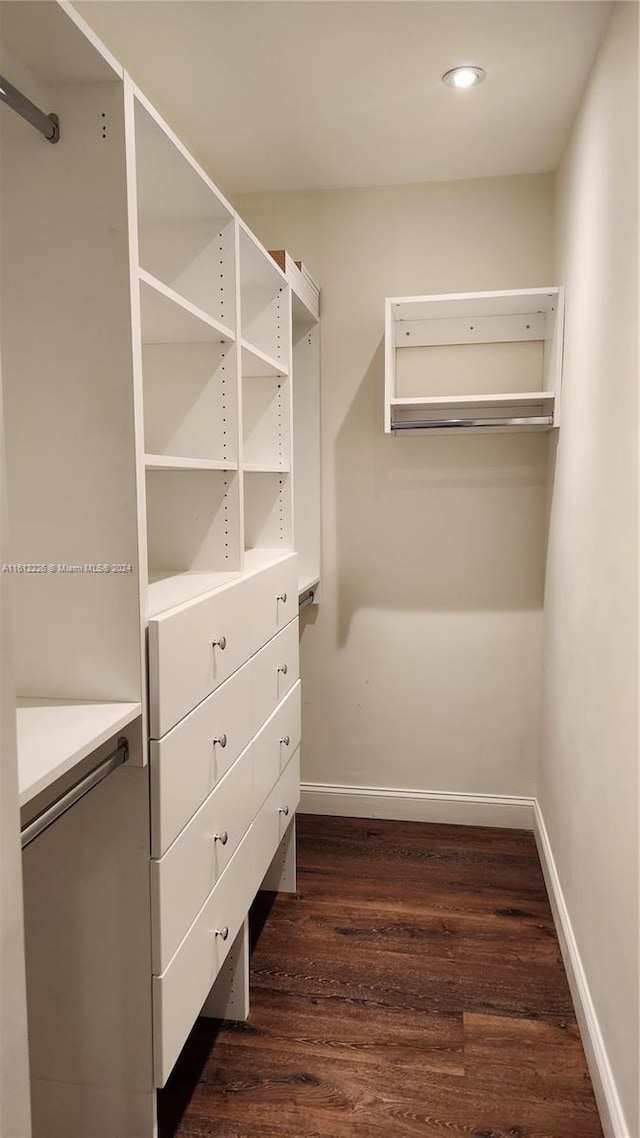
[75,1,612,197]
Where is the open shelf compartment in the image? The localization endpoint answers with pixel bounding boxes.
[146,469,241,615]
[239,224,290,367]
[133,88,236,331]
[243,471,292,553]
[385,287,564,434]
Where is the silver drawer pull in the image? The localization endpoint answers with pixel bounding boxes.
[212,636,227,651]
[277,592,287,603]
[279,805,290,816]
[215,926,229,941]
[278,663,288,675]
[213,733,227,748]
[214,830,228,846]
[280,735,290,746]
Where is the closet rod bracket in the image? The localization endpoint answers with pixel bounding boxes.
[0,74,60,143]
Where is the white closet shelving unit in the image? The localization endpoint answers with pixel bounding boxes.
[270,250,321,601]
[1,1,145,802]
[385,287,564,435]
[0,5,321,1135]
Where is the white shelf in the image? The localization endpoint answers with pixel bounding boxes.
[17,700,141,808]
[241,339,288,378]
[147,569,241,618]
[388,288,560,322]
[298,574,320,598]
[140,270,235,345]
[242,548,293,575]
[390,392,555,410]
[243,462,290,473]
[145,454,238,472]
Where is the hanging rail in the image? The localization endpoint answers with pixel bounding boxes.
[21,739,129,849]
[299,588,316,611]
[391,415,553,431]
[0,73,60,143]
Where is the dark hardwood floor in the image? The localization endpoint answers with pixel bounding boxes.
[158,814,603,1138]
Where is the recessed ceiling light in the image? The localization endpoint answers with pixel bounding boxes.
[442,66,486,89]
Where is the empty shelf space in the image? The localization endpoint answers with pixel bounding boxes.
[242,547,295,575]
[17,699,141,808]
[243,471,292,552]
[147,569,241,618]
[241,339,289,378]
[140,270,235,344]
[134,88,234,226]
[145,455,238,472]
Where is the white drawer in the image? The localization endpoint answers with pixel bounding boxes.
[273,747,301,841]
[253,681,301,814]
[150,658,253,858]
[251,619,299,736]
[152,799,278,1088]
[148,576,256,738]
[150,743,254,974]
[248,555,298,647]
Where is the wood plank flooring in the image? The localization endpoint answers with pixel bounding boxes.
[158,815,603,1138]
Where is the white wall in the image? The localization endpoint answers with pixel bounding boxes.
[539,5,638,1135]
[237,174,554,809]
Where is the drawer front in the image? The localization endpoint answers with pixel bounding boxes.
[150,659,253,858]
[248,555,298,648]
[148,577,256,739]
[253,681,301,814]
[273,748,301,841]
[151,743,254,974]
[153,802,278,1088]
[251,619,299,737]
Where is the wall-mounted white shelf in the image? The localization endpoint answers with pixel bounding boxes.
[385,288,564,434]
[17,699,141,809]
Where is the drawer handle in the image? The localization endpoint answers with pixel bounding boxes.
[214,830,228,846]
[215,926,229,941]
[277,592,287,603]
[280,735,290,746]
[278,663,288,675]
[212,636,227,651]
[279,805,290,817]
[213,733,227,748]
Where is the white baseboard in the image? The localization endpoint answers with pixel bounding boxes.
[534,801,631,1138]
[300,782,535,829]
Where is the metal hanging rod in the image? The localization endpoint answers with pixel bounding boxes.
[21,739,129,849]
[391,416,553,431]
[0,73,60,143]
[299,589,316,611]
